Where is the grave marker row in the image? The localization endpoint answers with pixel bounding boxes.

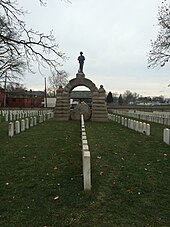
[108,114,150,135]
[81,114,91,191]
[111,110,170,126]
[8,112,54,137]
[1,109,52,122]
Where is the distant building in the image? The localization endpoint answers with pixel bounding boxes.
[42,97,56,108]
[70,91,92,107]
[6,90,44,108]
[0,89,93,108]
[0,88,5,107]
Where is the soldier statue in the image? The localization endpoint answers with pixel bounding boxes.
[78,51,85,73]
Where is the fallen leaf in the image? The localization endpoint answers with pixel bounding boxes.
[53,196,59,200]
[104,164,109,167]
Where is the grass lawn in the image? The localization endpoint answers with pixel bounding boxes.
[0,118,170,226]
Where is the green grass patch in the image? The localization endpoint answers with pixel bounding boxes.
[0,119,169,226]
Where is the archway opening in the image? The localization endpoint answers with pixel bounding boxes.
[70,86,92,109]
[70,86,92,120]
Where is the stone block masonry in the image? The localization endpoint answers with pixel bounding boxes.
[54,74,108,122]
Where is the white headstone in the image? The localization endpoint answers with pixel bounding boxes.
[163,128,170,144]
[83,151,91,191]
[82,139,88,145]
[5,114,8,122]
[34,116,37,125]
[30,117,34,127]
[146,124,150,136]
[124,118,127,127]
[15,121,20,134]
[8,122,14,137]
[21,119,25,132]
[25,118,29,129]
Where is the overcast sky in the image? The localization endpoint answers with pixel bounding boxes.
[18,0,170,97]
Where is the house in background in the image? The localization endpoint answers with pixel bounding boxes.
[6,90,44,108]
[0,89,92,108]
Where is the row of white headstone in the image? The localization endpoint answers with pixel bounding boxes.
[111,110,170,126]
[1,109,50,122]
[108,114,151,136]
[81,114,91,191]
[8,112,54,137]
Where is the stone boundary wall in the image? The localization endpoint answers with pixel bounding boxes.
[8,112,54,137]
[81,114,91,191]
[111,110,170,126]
[108,114,150,136]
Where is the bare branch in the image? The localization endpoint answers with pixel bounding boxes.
[148,0,170,68]
[0,0,68,77]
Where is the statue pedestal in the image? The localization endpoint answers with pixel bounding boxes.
[76,73,85,78]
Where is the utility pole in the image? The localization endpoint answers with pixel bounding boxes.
[44,77,47,108]
[3,73,7,107]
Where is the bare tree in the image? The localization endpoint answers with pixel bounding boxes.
[48,70,69,95]
[6,83,27,92]
[0,0,67,76]
[148,0,170,68]
[123,90,139,105]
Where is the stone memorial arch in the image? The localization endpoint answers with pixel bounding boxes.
[54,74,108,121]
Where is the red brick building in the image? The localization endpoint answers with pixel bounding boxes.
[6,90,44,108]
[0,88,5,107]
